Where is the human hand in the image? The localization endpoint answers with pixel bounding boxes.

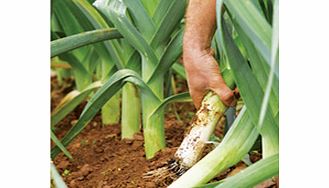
[183,49,237,109]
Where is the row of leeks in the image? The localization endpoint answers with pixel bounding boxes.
[51,0,189,159]
[50,0,279,187]
[51,0,123,127]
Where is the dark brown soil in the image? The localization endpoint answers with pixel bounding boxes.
[51,76,277,188]
[53,114,189,188]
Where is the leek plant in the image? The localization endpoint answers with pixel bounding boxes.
[51,0,123,156]
[52,0,96,91]
[72,0,142,132]
[50,28,124,128]
[51,0,122,126]
[144,54,235,179]
[50,28,124,130]
[169,0,279,187]
[51,0,190,159]
[51,0,141,144]
[93,0,187,158]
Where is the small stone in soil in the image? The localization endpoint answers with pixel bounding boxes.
[132,140,143,149]
[77,176,84,181]
[70,120,78,126]
[92,122,98,127]
[105,134,116,140]
[94,148,104,153]
[80,164,93,176]
[123,139,133,144]
[133,134,144,141]
[57,160,70,170]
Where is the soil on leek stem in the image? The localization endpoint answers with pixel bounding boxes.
[51,76,277,188]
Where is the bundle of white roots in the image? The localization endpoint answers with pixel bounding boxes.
[144,91,227,182]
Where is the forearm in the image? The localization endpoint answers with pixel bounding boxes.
[182,0,235,108]
[183,0,217,55]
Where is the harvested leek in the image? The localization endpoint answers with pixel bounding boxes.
[144,91,228,180]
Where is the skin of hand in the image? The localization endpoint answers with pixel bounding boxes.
[183,0,236,109]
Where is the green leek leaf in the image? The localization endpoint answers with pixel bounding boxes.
[51,131,73,160]
[51,29,121,57]
[51,81,102,127]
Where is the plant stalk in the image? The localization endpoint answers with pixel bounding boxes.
[101,91,121,125]
[173,66,235,169]
[142,97,166,159]
[121,83,141,138]
[174,91,226,169]
[169,108,259,187]
[142,72,166,159]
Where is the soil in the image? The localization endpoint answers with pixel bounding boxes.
[53,114,188,188]
[51,76,277,188]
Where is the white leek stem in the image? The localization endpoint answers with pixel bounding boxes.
[174,91,226,169]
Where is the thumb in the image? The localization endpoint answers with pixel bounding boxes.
[211,86,236,107]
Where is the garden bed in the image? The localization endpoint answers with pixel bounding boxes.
[51,77,276,188]
[51,76,192,187]
[53,112,186,188]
